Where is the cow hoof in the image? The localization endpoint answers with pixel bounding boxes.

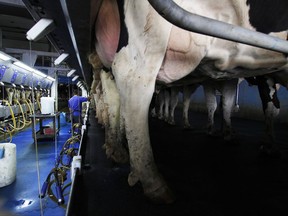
[183,124,191,130]
[144,184,175,204]
[259,145,281,159]
[128,171,139,186]
[224,134,236,142]
[207,130,218,137]
[103,144,129,163]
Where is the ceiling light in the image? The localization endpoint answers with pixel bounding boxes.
[54,53,69,65]
[67,69,76,77]
[0,81,4,86]
[0,52,11,61]
[20,85,24,89]
[46,76,55,81]
[13,61,33,71]
[72,75,79,82]
[26,18,55,41]
[12,83,16,87]
[32,69,46,77]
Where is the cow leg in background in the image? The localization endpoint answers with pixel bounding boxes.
[156,89,165,120]
[203,84,218,136]
[167,87,179,125]
[220,79,238,141]
[100,70,129,163]
[246,76,280,155]
[182,84,200,129]
[150,89,159,118]
[257,77,280,154]
[163,88,171,122]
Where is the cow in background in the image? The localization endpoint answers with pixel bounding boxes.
[152,78,241,141]
[150,84,199,128]
[91,0,288,203]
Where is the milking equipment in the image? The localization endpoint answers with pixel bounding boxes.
[40,134,80,207]
[0,51,55,141]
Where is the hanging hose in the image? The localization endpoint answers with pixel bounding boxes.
[234,80,241,112]
[14,100,26,129]
[39,135,80,208]
[2,100,16,133]
[3,100,26,131]
[23,99,32,124]
[37,98,41,112]
[26,99,35,114]
[0,126,12,143]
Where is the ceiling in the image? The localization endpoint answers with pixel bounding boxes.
[0,0,93,86]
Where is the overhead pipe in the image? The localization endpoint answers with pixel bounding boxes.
[148,0,288,54]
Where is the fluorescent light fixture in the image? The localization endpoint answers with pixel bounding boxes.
[12,83,16,87]
[32,69,46,77]
[26,18,55,41]
[0,81,4,86]
[46,76,55,81]
[0,52,11,61]
[54,53,69,65]
[29,87,32,90]
[67,69,76,77]
[20,85,24,89]
[13,61,33,71]
[76,81,81,86]
[72,75,79,82]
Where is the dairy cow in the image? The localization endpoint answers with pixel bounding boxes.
[91,0,288,203]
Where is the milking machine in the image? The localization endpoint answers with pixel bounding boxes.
[0,55,55,142]
[40,134,80,207]
[0,85,41,138]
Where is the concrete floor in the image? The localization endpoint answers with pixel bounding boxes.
[0,113,71,216]
[68,108,288,216]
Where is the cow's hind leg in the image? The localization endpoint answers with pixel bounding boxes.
[100,71,129,163]
[114,70,174,204]
[221,79,238,141]
[168,87,179,125]
[203,85,217,136]
[257,78,281,157]
[260,102,280,157]
[183,84,199,129]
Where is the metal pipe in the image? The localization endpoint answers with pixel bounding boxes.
[148,0,288,54]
